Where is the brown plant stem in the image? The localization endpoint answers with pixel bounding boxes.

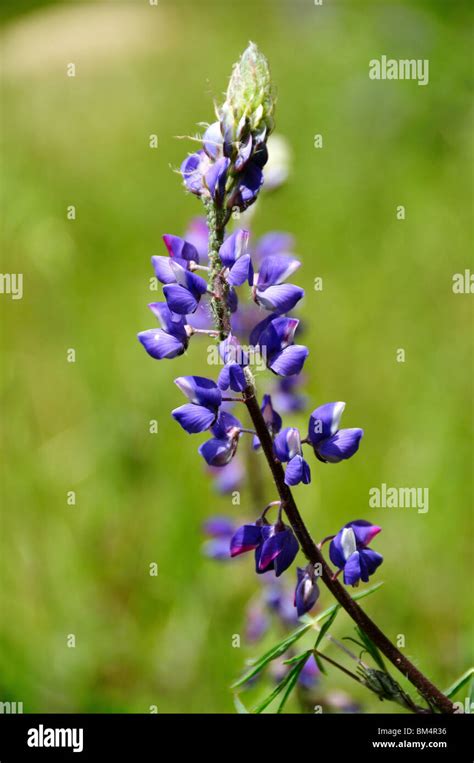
[243,383,454,714]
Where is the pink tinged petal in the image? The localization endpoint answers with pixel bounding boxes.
[257,254,301,288]
[349,520,381,547]
[162,234,199,263]
[137,329,184,360]
[316,428,363,463]
[271,316,300,348]
[255,283,304,313]
[269,345,309,376]
[308,402,346,445]
[230,524,262,557]
[172,403,216,433]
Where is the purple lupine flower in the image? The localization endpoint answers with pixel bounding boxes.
[273,427,311,486]
[308,402,363,463]
[138,302,188,360]
[217,335,248,392]
[255,523,299,577]
[294,565,320,616]
[198,410,241,466]
[219,230,253,287]
[162,262,208,315]
[181,150,212,196]
[253,254,304,313]
[230,523,263,557]
[230,521,298,578]
[202,516,236,560]
[329,520,383,587]
[251,315,309,376]
[253,394,282,449]
[151,234,199,284]
[172,375,222,433]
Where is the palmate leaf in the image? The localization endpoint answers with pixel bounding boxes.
[443,667,474,699]
[231,581,383,693]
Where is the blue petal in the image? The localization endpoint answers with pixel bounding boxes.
[348,520,381,548]
[230,524,263,557]
[219,230,249,268]
[227,254,254,287]
[138,329,185,360]
[198,436,237,466]
[147,302,187,340]
[257,255,301,289]
[163,284,199,314]
[174,375,221,409]
[205,156,230,200]
[269,345,309,376]
[181,151,208,195]
[255,283,304,313]
[151,255,182,284]
[211,410,241,438]
[274,530,299,577]
[316,428,364,463]
[203,121,224,160]
[162,234,199,263]
[329,533,346,570]
[343,551,362,586]
[172,403,216,433]
[285,455,311,486]
[360,548,383,580]
[308,402,346,446]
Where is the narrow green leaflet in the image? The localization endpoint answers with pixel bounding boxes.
[277,658,309,714]
[231,622,312,689]
[443,667,474,699]
[233,694,250,714]
[314,605,340,649]
[251,653,309,714]
[354,626,386,670]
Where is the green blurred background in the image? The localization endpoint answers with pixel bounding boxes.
[0,0,472,713]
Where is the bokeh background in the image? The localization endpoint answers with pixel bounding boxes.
[0,0,472,713]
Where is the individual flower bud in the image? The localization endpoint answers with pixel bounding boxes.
[294,566,320,617]
[219,42,275,146]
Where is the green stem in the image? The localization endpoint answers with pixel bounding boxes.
[206,201,230,340]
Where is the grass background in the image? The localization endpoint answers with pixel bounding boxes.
[0,0,472,713]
